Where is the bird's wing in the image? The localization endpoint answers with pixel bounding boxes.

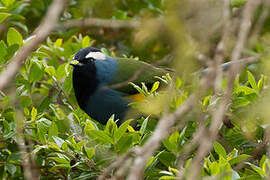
[109,58,171,95]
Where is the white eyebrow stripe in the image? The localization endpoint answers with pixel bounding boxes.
[85,52,106,60]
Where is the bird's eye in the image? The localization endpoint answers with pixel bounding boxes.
[85,57,95,62]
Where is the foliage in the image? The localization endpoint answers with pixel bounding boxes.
[0,0,270,179]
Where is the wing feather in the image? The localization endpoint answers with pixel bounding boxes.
[109,58,171,94]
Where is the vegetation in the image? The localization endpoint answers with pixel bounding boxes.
[0,0,270,179]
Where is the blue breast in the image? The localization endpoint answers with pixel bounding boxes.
[86,56,130,124]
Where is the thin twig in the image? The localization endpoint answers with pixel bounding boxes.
[199,55,261,75]
[249,0,270,47]
[57,18,141,30]
[98,149,136,180]
[212,0,232,92]
[0,0,66,91]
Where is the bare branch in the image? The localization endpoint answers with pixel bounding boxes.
[127,94,197,180]
[212,0,232,92]
[0,0,66,91]
[57,18,141,30]
[199,55,261,75]
[249,0,270,47]
[98,149,136,180]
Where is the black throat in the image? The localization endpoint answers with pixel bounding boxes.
[72,63,98,111]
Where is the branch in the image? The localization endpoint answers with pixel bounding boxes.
[199,55,261,75]
[187,1,260,179]
[57,18,141,29]
[127,94,197,180]
[0,0,66,91]
[98,149,135,180]
[212,0,232,92]
[249,0,270,47]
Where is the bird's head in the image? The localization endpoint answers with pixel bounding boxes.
[70,47,107,69]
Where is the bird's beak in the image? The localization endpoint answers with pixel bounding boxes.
[70,59,83,67]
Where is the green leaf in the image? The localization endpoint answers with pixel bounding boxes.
[213,142,226,158]
[31,107,37,121]
[114,119,131,142]
[140,116,149,134]
[159,176,176,179]
[49,157,69,164]
[37,122,47,143]
[89,130,114,144]
[54,38,63,48]
[260,155,267,168]
[163,131,179,153]
[129,82,147,96]
[169,131,179,147]
[73,173,98,180]
[45,66,56,77]
[203,96,210,107]
[0,12,10,23]
[5,163,16,175]
[246,162,266,176]
[175,77,182,89]
[84,120,96,135]
[29,61,44,82]
[56,64,67,80]
[158,151,176,167]
[150,81,160,94]
[231,0,246,8]
[116,135,133,154]
[6,44,19,60]
[19,96,31,108]
[52,136,65,148]
[229,154,250,165]
[7,27,23,46]
[85,147,95,159]
[234,86,257,95]
[257,75,266,91]
[105,116,117,136]
[247,71,258,91]
[63,72,73,94]
[0,40,7,58]
[82,36,90,48]
[3,120,10,133]
[48,122,58,140]
[52,164,70,169]
[1,0,15,7]
[141,82,149,94]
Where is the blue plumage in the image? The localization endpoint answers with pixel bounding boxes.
[85,56,129,124]
[94,56,118,83]
[71,47,129,125]
[86,86,129,125]
[71,47,170,125]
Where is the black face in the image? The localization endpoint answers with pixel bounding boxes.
[71,47,100,111]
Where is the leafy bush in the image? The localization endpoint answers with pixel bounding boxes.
[1,0,270,179]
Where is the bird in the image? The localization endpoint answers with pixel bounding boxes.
[70,47,170,125]
[70,47,255,126]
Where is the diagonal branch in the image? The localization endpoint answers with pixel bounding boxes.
[127,94,197,180]
[0,0,66,91]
